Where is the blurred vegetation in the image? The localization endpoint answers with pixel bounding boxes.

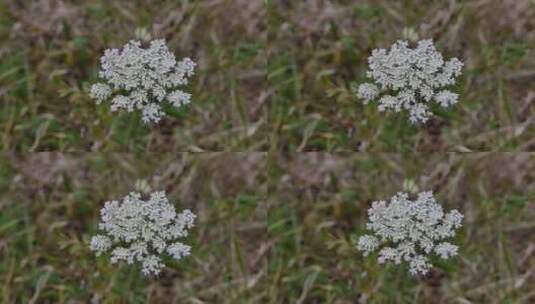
[267,0,535,151]
[0,153,268,303]
[267,153,535,303]
[1,0,534,152]
[1,153,533,303]
[0,0,267,152]
[1,0,535,303]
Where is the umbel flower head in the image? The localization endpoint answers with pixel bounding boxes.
[356,39,463,124]
[89,39,196,124]
[90,191,196,276]
[357,191,463,276]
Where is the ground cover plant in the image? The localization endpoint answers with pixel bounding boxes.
[1,0,535,303]
[0,153,534,303]
[267,153,534,303]
[0,0,267,151]
[356,191,463,276]
[0,153,269,303]
[0,0,534,152]
[89,191,197,276]
[267,0,535,151]
[90,39,197,124]
[355,39,463,124]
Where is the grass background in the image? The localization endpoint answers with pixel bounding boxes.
[0,153,268,303]
[0,0,533,151]
[1,153,534,303]
[267,0,535,151]
[1,0,267,151]
[267,153,535,303]
[1,0,535,303]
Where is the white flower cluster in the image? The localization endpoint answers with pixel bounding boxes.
[89,39,196,124]
[90,191,196,276]
[356,39,463,124]
[357,191,463,276]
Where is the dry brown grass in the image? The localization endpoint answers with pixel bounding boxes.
[268,152,535,303]
[1,153,269,302]
[2,0,267,151]
[268,0,535,151]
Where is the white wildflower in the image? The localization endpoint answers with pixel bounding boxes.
[434,242,458,259]
[90,191,196,276]
[90,39,196,124]
[357,235,379,255]
[356,83,379,104]
[110,95,133,112]
[89,235,112,255]
[356,191,463,276]
[409,255,430,276]
[167,90,192,107]
[356,39,463,124]
[141,255,164,276]
[89,83,111,104]
[167,242,192,260]
[434,90,459,107]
